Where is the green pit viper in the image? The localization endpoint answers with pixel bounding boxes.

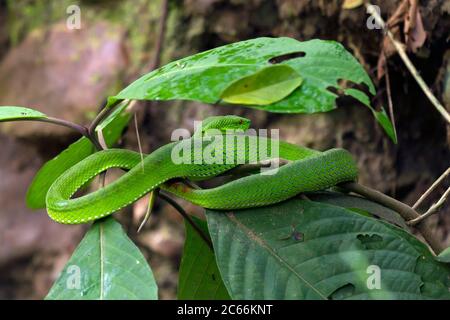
[46,115,359,224]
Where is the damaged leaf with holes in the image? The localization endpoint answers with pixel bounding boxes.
[206,199,450,299]
[220,64,303,105]
[113,37,395,141]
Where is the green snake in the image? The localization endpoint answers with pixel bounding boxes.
[46,116,358,224]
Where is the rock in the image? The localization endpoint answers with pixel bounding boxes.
[0,21,127,139]
[138,221,184,258]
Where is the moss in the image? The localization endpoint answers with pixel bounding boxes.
[6,0,76,45]
[5,0,164,72]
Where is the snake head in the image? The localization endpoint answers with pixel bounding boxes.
[199,115,251,136]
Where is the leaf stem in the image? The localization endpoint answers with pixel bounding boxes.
[340,182,444,254]
[88,99,124,139]
[159,192,213,251]
[8,116,104,150]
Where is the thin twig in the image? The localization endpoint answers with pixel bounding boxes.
[147,0,169,71]
[413,167,450,209]
[182,179,201,190]
[219,160,289,177]
[341,182,444,254]
[159,192,213,251]
[366,3,450,123]
[408,187,450,226]
[383,50,398,141]
[134,112,145,172]
[96,127,108,150]
[407,0,418,32]
[137,189,159,233]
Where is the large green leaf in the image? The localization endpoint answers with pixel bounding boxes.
[307,192,408,230]
[220,65,303,105]
[436,247,450,263]
[206,199,450,300]
[46,217,157,300]
[0,106,47,121]
[178,217,230,300]
[26,101,132,209]
[113,37,392,138]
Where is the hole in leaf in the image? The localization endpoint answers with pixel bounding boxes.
[329,283,355,300]
[269,51,306,64]
[338,79,372,96]
[327,79,373,98]
[357,234,383,250]
[326,86,344,96]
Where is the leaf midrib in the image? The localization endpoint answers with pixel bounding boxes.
[226,212,328,300]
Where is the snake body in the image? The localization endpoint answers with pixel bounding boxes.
[46,116,358,224]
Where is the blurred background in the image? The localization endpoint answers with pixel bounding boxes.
[0,0,449,299]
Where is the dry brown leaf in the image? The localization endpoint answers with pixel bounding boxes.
[406,6,427,52]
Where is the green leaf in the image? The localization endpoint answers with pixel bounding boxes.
[344,88,397,144]
[373,108,397,144]
[26,101,132,209]
[46,217,158,300]
[220,65,303,105]
[307,192,408,230]
[27,138,94,209]
[178,217,230,300]
[206,199,450,300]
[0,106,47,121]
[436,247,450,263]
[113,37,393,140]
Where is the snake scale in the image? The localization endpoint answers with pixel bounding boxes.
[46,116,358,224]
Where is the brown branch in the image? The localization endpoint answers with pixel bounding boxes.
[413,167,450,209]
[147,0,169,71]
[383,50,397,141]
[5,117,104,150]
[408,187,450,226]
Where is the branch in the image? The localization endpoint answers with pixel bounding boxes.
[366,2,450,123]
[147,0,169,71]
[413,167,450,209]
[7,117,104,150]
[408,187,450,226]
[383,50,398,141]
[159,192,213,251]
[340,182,444,254]
[87,98,124,143]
